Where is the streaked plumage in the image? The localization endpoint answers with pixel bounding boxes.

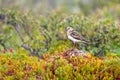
[66,26,88,44]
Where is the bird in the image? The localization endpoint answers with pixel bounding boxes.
[66,26,88,46]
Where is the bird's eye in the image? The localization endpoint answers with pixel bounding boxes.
[66,27,71,31]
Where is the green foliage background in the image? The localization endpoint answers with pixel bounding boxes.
[0,0,120,80]
[0,1,120,56]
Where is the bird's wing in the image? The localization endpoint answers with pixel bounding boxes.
[70,30,87,41]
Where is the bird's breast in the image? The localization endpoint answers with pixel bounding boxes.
[68,35,80,42]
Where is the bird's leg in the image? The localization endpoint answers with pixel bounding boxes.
[74,42,76,48]
[76,43,79,48]
[74,42,77,48]
[72,42,78,48]
[73,42,75,48]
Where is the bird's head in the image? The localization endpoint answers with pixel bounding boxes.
[66,26,73,32]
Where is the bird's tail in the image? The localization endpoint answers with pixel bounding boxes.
[81,40,90,45]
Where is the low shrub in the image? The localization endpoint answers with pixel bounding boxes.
[0,49,120,80]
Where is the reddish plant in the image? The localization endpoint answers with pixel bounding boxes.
[9,48,13,53]
[1,49,6,53]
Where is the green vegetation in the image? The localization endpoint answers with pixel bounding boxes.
[0,0,120,80]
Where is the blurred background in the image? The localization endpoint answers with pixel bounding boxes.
[0,0,120,15]
[1,1,120,80]
[0,0,120,56]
